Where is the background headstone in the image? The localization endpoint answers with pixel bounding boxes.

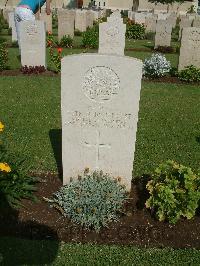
[58,9,75,40]
[39,11,52,33]
[99,11,126,56]
[154,20,172,48]
[8,11,17,41]
[20,21,46,67]
[178,27,200,70]
[179,17,193,39]
[145,15,157,33]
[75,10,87,32]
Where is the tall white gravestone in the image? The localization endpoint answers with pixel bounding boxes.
[99,11,126,56]
[20,21,46,67]
[178,27,200,70]
[8,12,17,41]
[154,20,172,48]
[61,12,143,191]
[58,9,75,40]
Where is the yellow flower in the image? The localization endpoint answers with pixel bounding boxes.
[0,122,4,132]
[0,162,11,173]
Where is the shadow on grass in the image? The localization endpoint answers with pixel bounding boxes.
[49,129,63,180]
[0,194,59,265]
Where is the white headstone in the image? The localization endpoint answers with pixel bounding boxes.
[178,27,200,70]
[99,11,126,56]
[58,9,75,40]
[75,10,87,32]
[8,12,17,41]
[39,12,52,33]
[20,21,46,67]
[61,54,142,191]
[154,20,172,48]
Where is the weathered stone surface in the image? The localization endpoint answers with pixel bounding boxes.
[179,17,193,39]
[193,17,200,27]
[61,53,142,191]
[39,12,52,32]
[145,15,157,32]
[58,9,75,40]
[20,21,46,67]
[75,10,87,32]
[154,20,172,48]
[8,11,17,41]
[178,27,200,70]
[99,11,126,56]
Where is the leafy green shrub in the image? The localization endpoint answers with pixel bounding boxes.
[82,27,98,48]
[146,160,200,224]
[169,67,178,77]
[145,31,155,40]
[0,43,8,71]
[178,65,200,82]
[49,170,127,231]
[126,22,145,40]
[0,122,38,208]
[58,35,73,48]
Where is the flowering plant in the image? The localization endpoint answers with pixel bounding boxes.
[143,53,171,78]
[46,31,55,47]
[0,121,38,208]
[49,47,63,73]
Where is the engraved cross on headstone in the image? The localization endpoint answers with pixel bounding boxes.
[84,130,111,169]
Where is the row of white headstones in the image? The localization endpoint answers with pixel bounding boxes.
[10,11,200,190]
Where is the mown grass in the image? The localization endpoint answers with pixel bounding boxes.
[0,77,199,176]
[1,237,200,265]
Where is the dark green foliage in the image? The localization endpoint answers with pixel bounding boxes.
[0,146,38,209]
[0,43,8,71]
[7,27,12,35]
[58,35,73,48]
[74,29,82,36]
[145,31,155,40]
[169,67,178,77]
[126,22,145,40]
[51,170,127,231]
[82,27,98,48]
[178,65,200,82]
[154,46,175,53]
[146,160,200,224]
[11,40,19,48]
[148,0,184,5]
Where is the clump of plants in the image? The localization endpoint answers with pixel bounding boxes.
[47,169,127,231]
[46,31,55,47]
[7,27,12,35]
[143,53,171,78]
[0,121,38,208]
[146,160,200,224]
[82,27,98,49]
[126,21,145,40]
[58,35,73,48]
[21,65,46,74]
[49,47,63,73]
[178,65,200,83]
[0,43,8,71]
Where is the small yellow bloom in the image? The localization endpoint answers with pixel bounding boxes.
[0,162,11,173]
[0,122,4,132]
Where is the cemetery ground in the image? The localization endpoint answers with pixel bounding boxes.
[0,24,200,264]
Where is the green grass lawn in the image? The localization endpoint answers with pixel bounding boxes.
[1,28,200,265]
[0,76,199,176]
[1,237,200,265]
